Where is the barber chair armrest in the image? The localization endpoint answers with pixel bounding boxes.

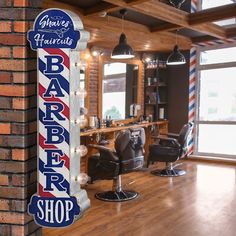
[89,144,112,152]
[89,144,119,162]
[166,132,179,139]
[151,136,181,149]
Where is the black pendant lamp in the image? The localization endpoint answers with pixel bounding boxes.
[166,45,186,65]
[111,9,134,59]
[167,30,186,65]
[169,0,186,8]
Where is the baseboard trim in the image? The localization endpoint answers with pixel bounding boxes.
[187,155,236,165]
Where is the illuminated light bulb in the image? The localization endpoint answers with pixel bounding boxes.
[92,50,99,57]
[74,145,88,157]
[75,88,87,99]
[80,107,88,116]
[71,173,90,185]
[84,53,91,59]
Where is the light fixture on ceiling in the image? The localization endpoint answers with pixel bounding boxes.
[91,46,104,57]
[167,30,186,65]
[169,0,186,8]
[111,9,134,59]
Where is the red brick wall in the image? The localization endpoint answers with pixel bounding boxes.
[0,0,42,235]
[88,57,99,116]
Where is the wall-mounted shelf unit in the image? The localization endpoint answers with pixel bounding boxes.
[144,59,168,121]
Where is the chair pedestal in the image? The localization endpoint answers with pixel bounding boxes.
[151,163,186,177]
[95,175,139,202]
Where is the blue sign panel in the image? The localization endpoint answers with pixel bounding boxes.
[28,196,80,227]
[28,9,80,50]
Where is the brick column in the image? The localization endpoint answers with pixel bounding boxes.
[0,1,43,235]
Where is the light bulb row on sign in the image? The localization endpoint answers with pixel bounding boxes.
[71,173,90,185]
[70,72,90,185]
[74,145,88,156]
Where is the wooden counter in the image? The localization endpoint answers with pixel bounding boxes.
[80,120,168,137]
[80,120,168,172]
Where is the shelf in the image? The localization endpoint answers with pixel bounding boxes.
[158,102,167,105]
[145,83,167,88]
[158,83,167,87]
[145,84,157,88]
[145,103,156,106]
[145,67,158,70]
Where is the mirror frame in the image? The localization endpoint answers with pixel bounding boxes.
[98,56,143,123]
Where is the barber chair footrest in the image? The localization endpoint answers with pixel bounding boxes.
[151,168,186,177]
[95,190,139,202]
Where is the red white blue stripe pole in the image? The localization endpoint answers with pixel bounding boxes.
[187,0,198,155]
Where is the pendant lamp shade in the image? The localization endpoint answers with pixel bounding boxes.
[167,45,186,65]
[111,33,134,59]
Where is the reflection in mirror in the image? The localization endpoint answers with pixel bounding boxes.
[102,62,138,120]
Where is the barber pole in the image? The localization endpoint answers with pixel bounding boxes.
[187,47,197,155]
[27,8,90,227]
[187,0,198,155]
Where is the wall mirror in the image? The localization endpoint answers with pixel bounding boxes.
[99,58,142,121]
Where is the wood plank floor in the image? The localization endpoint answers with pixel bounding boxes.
[44,160,236,236]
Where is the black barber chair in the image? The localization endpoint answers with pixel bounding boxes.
[147,122,193,177]
[88,128,145,202]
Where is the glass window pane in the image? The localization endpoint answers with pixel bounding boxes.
[214,18,236,26]
[198,124,236,156]
[199,67,236,121]
[103,63,126,120]
[201,1,236,26]
[200,47,236,65]
[201,0,234,10]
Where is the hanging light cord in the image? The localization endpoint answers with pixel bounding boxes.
[175,29,178,45]
[122,14,124,33]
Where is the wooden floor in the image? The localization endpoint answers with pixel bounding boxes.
[44,160,236,236]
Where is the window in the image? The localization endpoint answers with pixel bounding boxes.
[200,0,236,26]
[102,63,126,120]
[195,44,236,158]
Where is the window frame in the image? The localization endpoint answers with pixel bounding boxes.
[194,42,236,158]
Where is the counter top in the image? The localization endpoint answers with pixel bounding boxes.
[80,120,168,137]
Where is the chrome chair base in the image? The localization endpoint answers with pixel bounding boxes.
[151,168,186,177]
[95,190,138,202]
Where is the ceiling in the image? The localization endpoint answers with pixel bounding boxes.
[43,0,236,52]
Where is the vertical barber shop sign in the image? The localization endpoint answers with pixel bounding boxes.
[27,9,90,227]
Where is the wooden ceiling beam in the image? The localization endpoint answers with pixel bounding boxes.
[84,2,121,16]
[103,0,227,39]
[191,35,217,44]
[150,22,183,32]
[189,4,236,25]
[43,0,192,51]
[226,27,236,38]
[84,0,150,16]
